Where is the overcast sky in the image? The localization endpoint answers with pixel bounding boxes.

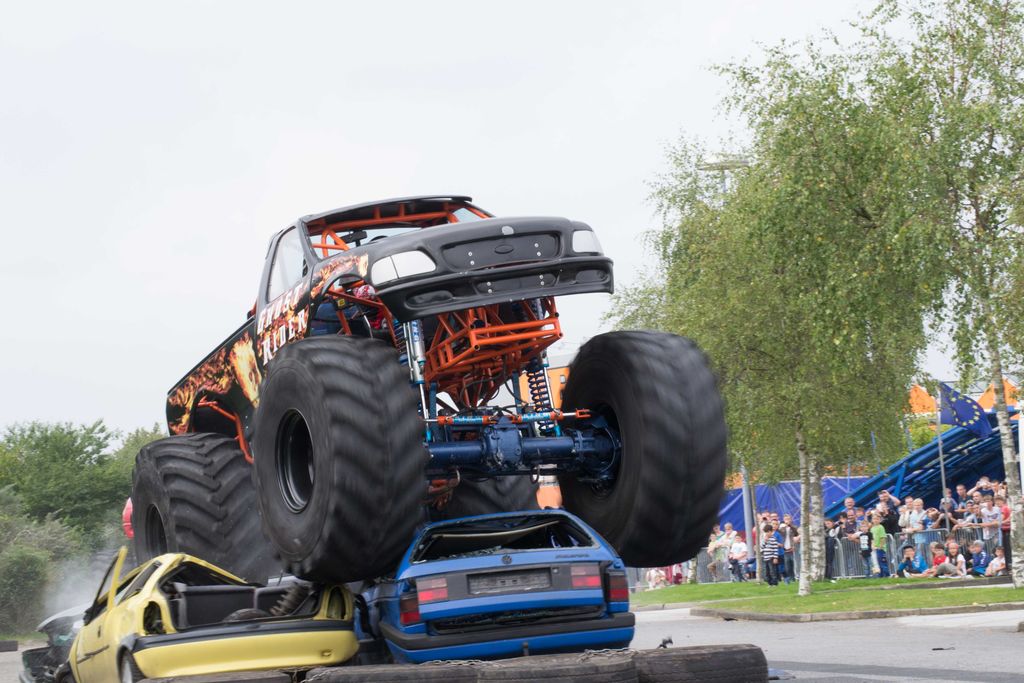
[3,1,952,434]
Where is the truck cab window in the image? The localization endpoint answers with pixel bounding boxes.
[267,228,308,301]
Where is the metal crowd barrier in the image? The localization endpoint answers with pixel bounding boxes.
[948,526,1000,556]
[694,546,734,583]
[626,566,645,592]
[640,525,1004,587]
[833,536,870,578]
[891,528,947,565]
[837,526,1003,577]
[640,525,1006,588]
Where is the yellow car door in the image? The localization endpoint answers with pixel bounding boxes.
[74,547,127,682]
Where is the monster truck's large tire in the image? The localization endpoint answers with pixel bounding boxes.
[252,336,428,583]
[132,433,279,581]
[558,331,728,567]
[435,476,540,520]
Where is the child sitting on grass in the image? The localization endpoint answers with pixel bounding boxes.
[984,545,1007,577]
[895,544,927,577]
[934,540,968,578]
[921,541,946,577]
[968,540,990,577]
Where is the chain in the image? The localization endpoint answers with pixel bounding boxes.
[422,658,488,666]
[305,650,635,679]
[576,647,636,662]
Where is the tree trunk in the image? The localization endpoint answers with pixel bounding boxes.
[808,456,825,582]
[986,336,1024,588]
[749,472,764,583]
[796,427,813,596]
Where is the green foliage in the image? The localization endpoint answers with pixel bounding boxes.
[0,487,85,631]
[906,416,953,450]
[0,421,164,539]
[0,420,164,633]
[614,1,1024,499]
[874,0,1024,380]
[616,131,935,482]
[0,544,51,632]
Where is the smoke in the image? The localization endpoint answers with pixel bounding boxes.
[43,547,120,619]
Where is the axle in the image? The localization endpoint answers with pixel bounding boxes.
[424,415,619,481]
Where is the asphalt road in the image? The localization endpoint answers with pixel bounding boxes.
[1,641,36,682]
[633,606,1024,682]
[4,609,1022,682]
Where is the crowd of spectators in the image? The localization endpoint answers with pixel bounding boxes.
[640,476,1011,590]
[703,512,802,584]
[827,477,1011,580]
[644,561,690,589]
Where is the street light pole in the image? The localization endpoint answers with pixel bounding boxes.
[935,388,948,510]
[696,154,751,195]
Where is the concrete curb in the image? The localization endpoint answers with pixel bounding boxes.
[0,640,16,652]
[874,576,1011,590]
[689,601,1024,622]
[634,602,693,612]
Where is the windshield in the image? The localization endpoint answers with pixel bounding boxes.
[449,207,484,223]
[90,554,120,611]
[116,561,160,605]
[413,515,595,562]
[88,551,136,619]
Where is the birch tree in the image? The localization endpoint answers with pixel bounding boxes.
[874,0,1024,587]
[616,134,935,595]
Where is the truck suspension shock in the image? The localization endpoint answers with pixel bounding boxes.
[525,355,560,436]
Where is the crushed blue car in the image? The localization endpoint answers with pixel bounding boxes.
[361,509,634,663]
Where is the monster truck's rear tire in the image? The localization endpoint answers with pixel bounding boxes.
[132,433,279,581]
[435,476,540,520]
[252,336,428,583]
[558,331,728,567]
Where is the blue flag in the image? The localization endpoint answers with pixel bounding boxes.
[939,383,993,438]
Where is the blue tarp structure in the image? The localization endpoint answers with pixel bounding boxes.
[718,412,1016,534]
[824,412,1013,518]
[718,476,869,531]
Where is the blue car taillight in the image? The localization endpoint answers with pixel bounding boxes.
[417,576,449,603]
[605,570,629,602]
[399,590,420,625]
[570,563,601,589]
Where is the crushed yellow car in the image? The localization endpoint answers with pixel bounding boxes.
[65,547,357,682]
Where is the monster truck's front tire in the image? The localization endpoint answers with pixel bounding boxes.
[252,336,428,583]
[558,331,728,567]
[132,433,279,581]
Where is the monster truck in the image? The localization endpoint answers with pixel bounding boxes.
[131,195,728,583]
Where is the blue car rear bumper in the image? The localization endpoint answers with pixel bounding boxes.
[380,612,635,664]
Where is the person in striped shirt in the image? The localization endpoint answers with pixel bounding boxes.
[761,523,781,586]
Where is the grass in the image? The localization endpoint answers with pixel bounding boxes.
[631,577,924,606]
[707,586,1024,614]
